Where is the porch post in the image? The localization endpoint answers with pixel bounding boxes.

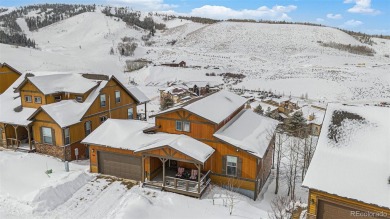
[197,163,201,194]
[160,158,167,187]
[26,125,31,150]
[144,103,147,121]
[13,125,18,147]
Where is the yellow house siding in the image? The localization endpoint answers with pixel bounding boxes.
[0,65,21,94]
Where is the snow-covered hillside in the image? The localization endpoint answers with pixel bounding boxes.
[0,8,389,103]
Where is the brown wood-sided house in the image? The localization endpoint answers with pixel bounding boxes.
[303,104,390,219]
[82,90,279,200]
[0,62,22,94]
[0,73,149,161]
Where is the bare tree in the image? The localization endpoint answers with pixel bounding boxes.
[268,196,295,219]
[274,132,288,194]
[225,178,241,215]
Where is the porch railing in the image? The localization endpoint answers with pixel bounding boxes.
[164,170,211,194]
[6,138,20,148]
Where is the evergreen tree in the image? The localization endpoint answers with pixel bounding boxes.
[285,111,307,133]
[160,96,174,111]
[254,104,264,115]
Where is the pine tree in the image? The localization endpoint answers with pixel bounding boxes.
[160,96,174,111]
[285,111,307,133]
[254,104,264,115]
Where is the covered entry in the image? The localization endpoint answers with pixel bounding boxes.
[98,151,142,180]
[135,135,215,198]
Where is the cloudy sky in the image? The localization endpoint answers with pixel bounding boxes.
[1,0,389,34]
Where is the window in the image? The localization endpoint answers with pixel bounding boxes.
[128,108,134,119]
[76,96,83,103]
[85,121,92,136]
[42,127,53,144]
[25,95,32,103]
[100,116,107,123]
[64,128,70,145]
[175,121,190,132]
[54,96,61,102]
[100,94,106,107]
[175,121,182,131]
[34,96,42,104]
[183,121,190,132]
[115,91,121,103]
[226,156,238,176]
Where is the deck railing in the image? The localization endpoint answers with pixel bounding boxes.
[164,170,212,195]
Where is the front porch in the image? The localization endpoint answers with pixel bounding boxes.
[135,135,215,198]
[0,123,35,152]
[143,159,212,198]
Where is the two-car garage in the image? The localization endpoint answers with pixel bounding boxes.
[317,200,385,219]
[97,151,142,181]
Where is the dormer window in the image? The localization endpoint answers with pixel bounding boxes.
[76,96,83,103]
[54,96,61,102]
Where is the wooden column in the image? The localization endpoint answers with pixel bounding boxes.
[160,158,167,187]
[196,163,201,194]
[13,125,18,147]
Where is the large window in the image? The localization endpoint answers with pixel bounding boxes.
[226,156,238,176]
[25,95,32,103]
[100,94,106,107]
[64,128,70,145]
[34,96,42,104]
[115,91,121,103]
[42,127,53,144]
[85,121,92,136]
[128,108,134,119]
[175,121,190,132]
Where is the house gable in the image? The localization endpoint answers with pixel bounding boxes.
[19,80,46,108]
[31,109,63,146]
[0,64,22,94]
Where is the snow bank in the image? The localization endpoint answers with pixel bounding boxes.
[32,171,93,212]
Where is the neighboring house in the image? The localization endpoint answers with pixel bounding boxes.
[0,73,149,161]
[162,61,186,67]
[303,103,390,219]
[159,86,195,104]
[292,105,326,136]
[0,63,22,94]
[186,81,222,96]
[82,90,279,200]
[263,97,299,117]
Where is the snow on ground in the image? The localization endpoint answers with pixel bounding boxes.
[0,150,91,216]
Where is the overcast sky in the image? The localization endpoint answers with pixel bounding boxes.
[1,0,389,34]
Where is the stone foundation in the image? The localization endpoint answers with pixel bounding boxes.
[35,143,72,161]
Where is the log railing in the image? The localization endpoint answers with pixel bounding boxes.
[165,170,212,194]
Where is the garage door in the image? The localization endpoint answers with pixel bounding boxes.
[98,151,141,180]
[317,200,381,219]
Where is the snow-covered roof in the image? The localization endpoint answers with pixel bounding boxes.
[32,80,108,128]
[0,77,36,126]
[20,74,99,95]
[214,109,279,158]
[156,90,248,124]
[82,119,214,163]
[135,135,215,163]
[302,103,390,209]
[126,86,150,104]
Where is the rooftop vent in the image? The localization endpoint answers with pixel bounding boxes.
[14,105,22,112]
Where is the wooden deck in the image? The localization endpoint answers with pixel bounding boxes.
[143,170,211,198]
